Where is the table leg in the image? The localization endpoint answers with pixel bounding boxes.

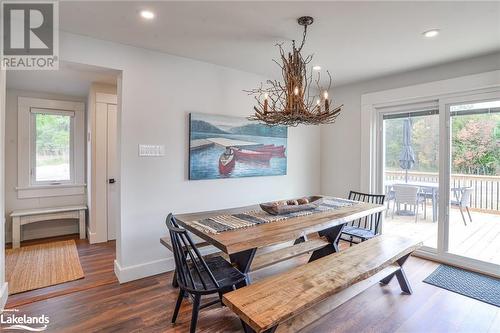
[229,248,257,287]
[308,223,346,262]
[12,216,21,249]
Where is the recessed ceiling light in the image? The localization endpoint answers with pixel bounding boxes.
[312,65,321,71]
[140,10,155,20]
[422,29,440,38]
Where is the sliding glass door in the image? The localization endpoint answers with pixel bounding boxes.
[445,98,500,267]
[379,92,500,276]
[381,109,440,250]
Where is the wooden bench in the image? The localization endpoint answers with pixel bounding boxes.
[222,234,422,333]
[10,205,87,249]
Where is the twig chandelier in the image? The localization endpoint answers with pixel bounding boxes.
[247,16,343,127]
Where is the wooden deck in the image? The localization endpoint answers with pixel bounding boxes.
[383,206,500,265]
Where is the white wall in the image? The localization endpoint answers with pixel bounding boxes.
[58,32,321,282]
[321,52,500,197]
[0,69,7,308]
[4,90,87,243]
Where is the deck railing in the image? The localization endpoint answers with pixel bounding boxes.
[385,170,500,212]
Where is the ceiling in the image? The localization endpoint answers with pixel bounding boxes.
[7,62,118,97]
[59,1,500,86]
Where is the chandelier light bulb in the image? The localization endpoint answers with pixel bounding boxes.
[323,91,329,99]
[294,87,299,95]
[264,93,269,100]
[316,99,320,105]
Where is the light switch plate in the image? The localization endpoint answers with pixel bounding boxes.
[139,144,165,157]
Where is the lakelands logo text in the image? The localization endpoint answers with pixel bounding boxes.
[1,0,59,70]
[1,309,49,331]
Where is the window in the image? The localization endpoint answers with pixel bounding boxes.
[17,97,85,198]
[31,109,74,185]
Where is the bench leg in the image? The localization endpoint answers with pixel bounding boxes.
[12,216,21,249]
[230,248,257,288]
[379,253,413,294]
[78,210,86,239]
[395,267,412,294]
[308,223,345,262]
[241,321,277,333]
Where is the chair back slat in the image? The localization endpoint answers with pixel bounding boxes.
[393,185,419,204]
[166,214,220,292]
[348,190,385,234]
[460,187,473,207]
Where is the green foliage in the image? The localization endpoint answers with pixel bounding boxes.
[451,114,499,175]
[35,114,71,156]
[385,113,499,175]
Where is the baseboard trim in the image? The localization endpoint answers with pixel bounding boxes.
[114,257,175,284]
[0,282,8,310]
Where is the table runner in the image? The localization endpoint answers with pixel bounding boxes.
[190,198,356,234]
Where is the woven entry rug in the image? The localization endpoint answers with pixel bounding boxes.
[423,265,500,307]
[6,240,85,295]
[191,198,356,234]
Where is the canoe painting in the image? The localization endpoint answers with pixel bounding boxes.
[189,113,288,180]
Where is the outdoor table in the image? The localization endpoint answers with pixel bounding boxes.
[385,181,439,222]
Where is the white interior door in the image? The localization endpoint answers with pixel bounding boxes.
[106,104,118,240]
[95,102,108,241]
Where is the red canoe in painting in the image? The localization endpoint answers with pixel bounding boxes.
[219,149,235,175]
[252,144,286,156]
[234,148,272,162]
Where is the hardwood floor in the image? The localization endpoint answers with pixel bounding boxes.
[4,236,500,332]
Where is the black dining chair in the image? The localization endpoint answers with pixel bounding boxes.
[166,214,246,333]
[340,191,385,246]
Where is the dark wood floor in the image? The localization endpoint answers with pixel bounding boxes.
[5,236,500,332]
[6,234,117,308]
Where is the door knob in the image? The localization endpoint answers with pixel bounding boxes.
[109,178,116,184]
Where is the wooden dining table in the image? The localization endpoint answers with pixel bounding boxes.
[174,196,386,285]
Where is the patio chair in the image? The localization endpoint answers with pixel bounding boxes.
[385,186,395,217]
[340,191,385,246]
[451,187,473,226]
[392,184,426,222]
[166,214,246,333]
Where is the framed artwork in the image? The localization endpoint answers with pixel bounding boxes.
[189,113,288,180]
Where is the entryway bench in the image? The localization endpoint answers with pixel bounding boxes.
[222,234,422,333]
[10,205,87,248]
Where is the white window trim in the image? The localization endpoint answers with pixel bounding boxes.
[17,97,86,198]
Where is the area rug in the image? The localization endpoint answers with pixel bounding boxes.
[6,240,84,295]
[423,265,500,307]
